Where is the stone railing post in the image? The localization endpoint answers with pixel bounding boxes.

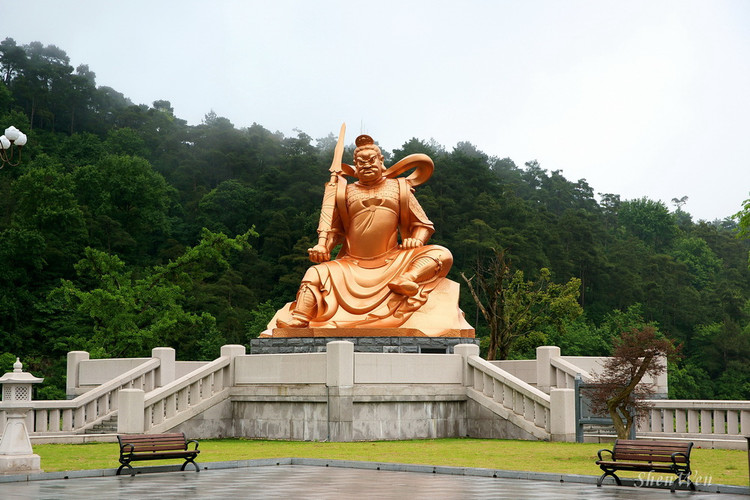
[152,347,175,388]
[550,388,576,442]
[536,346,560,394]
[118,389,145,434]
[455,343,480,387]
[66,351,89,399]
[220,344,246,387]
[326,341,354,442]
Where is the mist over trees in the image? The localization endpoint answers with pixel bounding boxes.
[1,38,749,401]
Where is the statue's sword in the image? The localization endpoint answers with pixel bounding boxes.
[315,122,346,247]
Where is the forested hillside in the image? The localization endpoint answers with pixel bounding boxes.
[1,38,749,400]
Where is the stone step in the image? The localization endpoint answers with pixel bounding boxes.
[84,415,118,434]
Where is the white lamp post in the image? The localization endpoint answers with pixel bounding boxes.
[0,358,43,474]
[0,126,28,169]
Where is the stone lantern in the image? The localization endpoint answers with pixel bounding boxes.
[0,358,43,474]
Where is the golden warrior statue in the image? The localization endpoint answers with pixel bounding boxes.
[271,127,469,335]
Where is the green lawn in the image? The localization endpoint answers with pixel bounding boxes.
[34,438,749,487]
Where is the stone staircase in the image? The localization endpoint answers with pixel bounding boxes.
[84,414,118,434]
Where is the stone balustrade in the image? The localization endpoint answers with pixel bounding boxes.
[2,343,742,447]
[637,399,750,448]
[138,345,245,434]
[1,357,160,435]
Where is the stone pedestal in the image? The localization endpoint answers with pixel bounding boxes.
[0,408,41,474]
[251,335,479,354]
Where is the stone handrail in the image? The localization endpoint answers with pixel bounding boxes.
[0,358,160,435]
[550,356,592,388]
[142,355,232,433]
[638,399,750,438]
[466,354,551,439]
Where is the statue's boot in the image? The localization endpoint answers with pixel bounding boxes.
[277,283,316,328]
[388,256,442,297]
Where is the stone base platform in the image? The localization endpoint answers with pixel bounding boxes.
[250,336,479,354]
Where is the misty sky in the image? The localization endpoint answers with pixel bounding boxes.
[5,0,749,221]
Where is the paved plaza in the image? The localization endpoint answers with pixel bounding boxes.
[1,459,748,500]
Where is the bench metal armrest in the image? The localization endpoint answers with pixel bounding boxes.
[597,448,614,461]
[119,443,135,454]
[671,452,689,467]
[186,439,200,451]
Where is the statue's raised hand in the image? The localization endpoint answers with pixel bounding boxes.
[308,244,331,263]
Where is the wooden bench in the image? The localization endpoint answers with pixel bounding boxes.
[117,433,200,476]
[596,439,694,492]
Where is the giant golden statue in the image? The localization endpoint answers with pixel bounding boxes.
[265,125,473,338]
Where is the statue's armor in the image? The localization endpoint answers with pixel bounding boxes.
[278,175,451,329]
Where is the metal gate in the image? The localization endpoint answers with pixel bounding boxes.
[574,373,635,442]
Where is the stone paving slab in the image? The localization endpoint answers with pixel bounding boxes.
[0,459,747,499]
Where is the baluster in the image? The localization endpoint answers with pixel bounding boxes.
[152,400,165,425]
[473,368,484,392]
[726,410,739,435]
[31,410,47,432]
[513,390,523,415]
[503,384,513,409]
[523,396,534,422]
[534,401,545,428]
[664,409,675,433]
[483,373,492,397]
[74,406,85,430]
[213,369,224,392]
[740,410,750,435]
[492,379,502,403]
[50,409,61,432]
[650,408,662,432]
[166,394,177,419]
[713,410,726,434]
[189,381,201,406]
[687,409,699,433]
[675,409,687,433]
[700,409,712,434]
[202,376,211,400]
[146,370,154,392]
[85,401,96,425]
[25,411,34,432]
[555,368,564,389]
[40,410,49,432]
[178,387,189,411]
[62,409,73,431]
[637,416,649,433]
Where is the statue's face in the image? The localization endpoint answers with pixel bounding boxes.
[354,148,385,184]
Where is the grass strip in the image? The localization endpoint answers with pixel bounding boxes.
[34,438,748,487]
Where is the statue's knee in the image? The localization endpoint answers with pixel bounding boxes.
[439,248,453,270]
[301,267,323,288]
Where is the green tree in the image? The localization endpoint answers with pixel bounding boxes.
[461,249,582,360]
[49,229,253,359]
[618,197,678,251]
[73,155,176,259]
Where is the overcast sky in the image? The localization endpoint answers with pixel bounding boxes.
[5,0,749,221]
